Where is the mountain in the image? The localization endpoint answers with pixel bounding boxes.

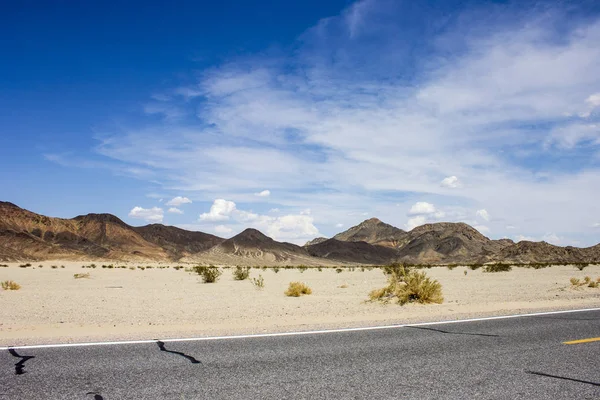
[134,224,224,260]
[333,218,407,248]
[195,228,328,266]
[0,202,217,261]
[394,222,512,264]
[306,239,398,264]
[1,201,599,265]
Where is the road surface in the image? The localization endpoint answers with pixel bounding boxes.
[1,309,599,399]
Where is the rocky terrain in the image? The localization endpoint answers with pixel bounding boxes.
[1,201,599,264]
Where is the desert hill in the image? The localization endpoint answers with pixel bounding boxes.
[1,201,599,265]
[333,217,407,248]
[193,228,331,266]
[306,238,399,264]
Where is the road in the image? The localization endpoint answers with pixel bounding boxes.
[1,309,599,399]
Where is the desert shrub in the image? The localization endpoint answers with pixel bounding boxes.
[194,266,222,283]
[464,270,468,276]
[317,267,322,272]
[272,267,280,273]
[298,266,308,273]
[233,266,251,281]
[0,264,8,268]
[339,284,348,289]
[570,277,581,286]
[446,264,458,270]
[467,264,483,270]
[51,265,58,269]
[285,282,312,297]
[360,267,366,272]
[483,263,512,273]
[138,266,145,270]
[73,273,90,279]
[252,274,265,289]
[19,264,30,268]
[583,276,592,284]
[60,265,65,268]
[575,263,589,271]
[173,266,182,270]
[1,280,21,290]
[588,281,599,288]
[129,266,135,270]
[336,268,343,274]
[369,266,443,305]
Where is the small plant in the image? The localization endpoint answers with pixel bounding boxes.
[138,266,145,270]
[1,280,21,290]
[60,265,65,268]
[468,264,483,270]
[588,281,598,288]
[74,273,90,279]
[339,284,348,289]
[583,276,592,284]
[336,268,343,274]
[51,265,58,269]
[0,264,8,268]
[194,266,222,283]
[446,264,458,270]
[272,267,280,273]
[285,282,312,297]
[317,267,322,272]
[252,274,265,289]
[483,263,512,273]
[464,270,468,276]
[233,266,251,281]
[575,263,589,271]
[19,264,30,268]
[129,266,135,270]
[298,266,308,273]
[570,277,581,286]
[369,266,443,305]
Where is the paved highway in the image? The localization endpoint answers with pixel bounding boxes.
[1,309,599,399]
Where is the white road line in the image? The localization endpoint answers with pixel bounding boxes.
[2,307,599,351]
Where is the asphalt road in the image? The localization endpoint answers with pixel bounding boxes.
[1,309,599,400]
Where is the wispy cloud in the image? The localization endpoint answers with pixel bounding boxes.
[48,1,600,245]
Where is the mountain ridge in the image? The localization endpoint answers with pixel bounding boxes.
[1,202,599,264]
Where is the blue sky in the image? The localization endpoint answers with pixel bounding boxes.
[2,0,600,245]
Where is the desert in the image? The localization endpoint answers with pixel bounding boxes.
[1,261,599,346]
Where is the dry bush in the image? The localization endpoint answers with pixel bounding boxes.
[369,266,443,305]
[1,280,21,290]
[583,276,591,284]
[272,267,280,273]
[338,284,349,289]
[483,263,512,273]
[335,268,343,274]
[73,273,90,279]
[588,281,598,288]
[252,274,265,289]
[285,282,312,297]
[233,266,251,281]
[570,277,581,286]
[194,266,222,283]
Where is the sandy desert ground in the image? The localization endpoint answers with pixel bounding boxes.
[1,261,599,346]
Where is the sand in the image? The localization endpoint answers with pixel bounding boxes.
[1,261,599,346]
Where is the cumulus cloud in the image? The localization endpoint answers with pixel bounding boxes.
[408,202,437,215]
[579,93,600,117]
[441,176,461,188]
[166,196,192,206]
[335,223,344,228]
[476,209,490,221]
[168,207,183,214]
[405,215,427,231]
[515,234,536,242]
[199,199,237,221]
[474,225,490,234]
[198,199,319,242]
[128,206,164,223]
[542,233,560,245]
[254,190,271,197]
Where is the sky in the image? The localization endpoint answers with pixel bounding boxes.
[1,0,600,246]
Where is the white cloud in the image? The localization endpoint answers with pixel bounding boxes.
[542,233,560,245]
[335,223,344,228]
[506,225,516,230]
[269,208,280,213]
[254,189,271,197]
[198,199,320,243]
[59,2,600,247]
[405,215,427,231]
[168,207,184,214]
[515,234,536,242]
[579,93,600,117]
[166,196,192,206]
[441,176,461,188]
[199,199,237,221]
[214,225,233,235]
[300,208,311,215]
[408,202,437,215]
[593,222,600,228]
[476,209,490,221]
[128,206,164,223]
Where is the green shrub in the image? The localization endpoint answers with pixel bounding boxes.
[285,282,312,297]
[233,266,250,281]
[272,267,280,273]
[194,266,222,283]
[335,268,343,274]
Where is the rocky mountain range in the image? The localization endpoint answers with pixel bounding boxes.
[1,201,599,265]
